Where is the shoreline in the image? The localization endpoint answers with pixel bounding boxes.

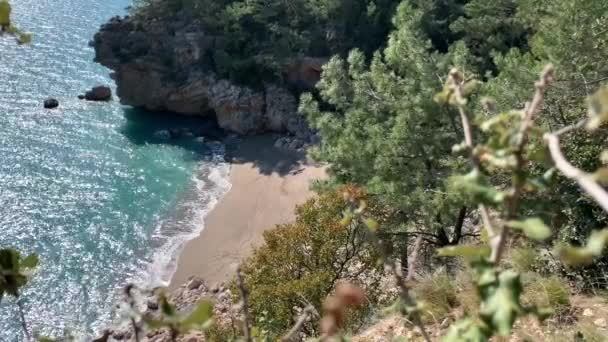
[169,134,326,289]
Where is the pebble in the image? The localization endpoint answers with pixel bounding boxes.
[187,278,204,290]
[147,299,159,311]
[583,308,594,317]
[594,318,607,327]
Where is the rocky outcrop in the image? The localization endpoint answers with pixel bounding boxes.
[92,13,324,138]
[85,85,112,101]
[104,277,234,342]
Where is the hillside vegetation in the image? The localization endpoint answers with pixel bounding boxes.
[3,0,608,341]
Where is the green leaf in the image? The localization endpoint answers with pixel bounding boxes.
[364,218,379,232]
[17,32,32,44]
[479,270,522,336]
[159,294,176,317]
[181,300,214,328]
[462,80,482,97]
[438,245,490,258]
[340,211,353,226]
[21,254,38,269]
[0,0,11,26]
[442,318,489,342]
[587,86,608,130]
[593,168,608,185]
[507,218,551,241]
[450,171,505,205]
[556,244,595,266]
[586,230,608,255]
[143,316,167,329]
[556,229,608,266]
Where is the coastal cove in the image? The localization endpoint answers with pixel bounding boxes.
[0,0,237,339]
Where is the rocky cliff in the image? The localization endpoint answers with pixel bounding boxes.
[91,12,325,139]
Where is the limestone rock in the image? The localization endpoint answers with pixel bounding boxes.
[92,10,318,138]
[102,275,236,342]
[594,318,607,328]
[186,277,204,290]
[85,85,112,101]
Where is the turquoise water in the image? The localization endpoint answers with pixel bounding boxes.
[0,0,229,340]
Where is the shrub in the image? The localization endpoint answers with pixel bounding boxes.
[413,273,459,323]
[238,189,382,338]
[509,247,540,274]
[523,275,571,321]
[453,269,479,317]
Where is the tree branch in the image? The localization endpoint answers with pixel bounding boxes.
[449,69,499,248]
[16,297,31,342]
[450,206,467,245]
[406,235,423,282]
[491,64,555,263]
[545,129,608,213]
[281,305,319,341]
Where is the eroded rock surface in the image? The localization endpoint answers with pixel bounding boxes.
[92,13,323,138]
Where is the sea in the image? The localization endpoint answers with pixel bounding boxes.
[0,0,231,340]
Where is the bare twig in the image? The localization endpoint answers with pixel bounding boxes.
[359,220,431,341]
[551,118,587,136]
[406,235,423,282]
[281,305,318,341]
[491,64,555,263]
[449,69,499,248]
[516,64,555,151]
[545,127,608,213]
[390,259,432,342]
[236,266,252,342]
[450,65,555,264]
[16,297,31,341]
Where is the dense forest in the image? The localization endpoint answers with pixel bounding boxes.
[3,0,608,340]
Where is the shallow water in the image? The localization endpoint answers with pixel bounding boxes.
[0,1,229,339]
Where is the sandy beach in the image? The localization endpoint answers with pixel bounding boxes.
[170,135,326,289]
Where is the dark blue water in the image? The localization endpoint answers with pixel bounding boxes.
[0,1,229,339]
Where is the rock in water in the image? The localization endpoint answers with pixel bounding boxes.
[43,98,59,109]
[153,130,171,140]
[84,86,112,101]
[77,94,85,100]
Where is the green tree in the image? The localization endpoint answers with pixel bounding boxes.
[301,2,475,254]
[132,0,397,86]
[482,0,608,257]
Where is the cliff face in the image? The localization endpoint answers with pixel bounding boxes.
[92,13,325,138]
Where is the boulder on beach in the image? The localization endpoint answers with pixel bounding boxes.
[84,85,112,101]
[43,98,59,109]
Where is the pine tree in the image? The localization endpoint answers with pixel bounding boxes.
[301,2,475,249]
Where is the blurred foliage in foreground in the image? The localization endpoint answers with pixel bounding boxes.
[0,0,31,43]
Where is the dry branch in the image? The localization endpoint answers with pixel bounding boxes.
[281,305,319,341]
[545,125,608,213]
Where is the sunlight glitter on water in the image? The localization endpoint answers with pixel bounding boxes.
[0,1,229,340]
